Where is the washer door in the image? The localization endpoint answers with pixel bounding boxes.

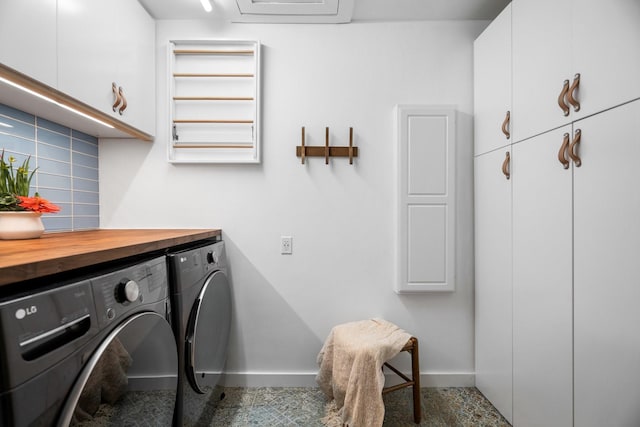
[57,312,178,426]
[185,270,231,393]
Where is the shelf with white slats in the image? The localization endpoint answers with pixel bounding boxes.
[168,40,261,163]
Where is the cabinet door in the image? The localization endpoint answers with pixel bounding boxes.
[571,0,640,120]
[109,0,155,135]
[58,0,155,136]
[58,0,115,114]
[0,0,56,87]
[512,0,572,142]
[512,126,573,426]
[474,4,511,156]
[474,148,512,423]
[573,100,640,427]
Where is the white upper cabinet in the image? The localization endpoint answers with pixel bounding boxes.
[58,0,156,136]
[512,0,571,142]
[512,0,640,142]
[0,0,57,87]
[474,4,512,156]
[571,0,640,121]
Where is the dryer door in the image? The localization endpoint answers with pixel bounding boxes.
[185,270,231,394]
[57,312,178,426]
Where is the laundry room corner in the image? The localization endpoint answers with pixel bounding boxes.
[98,18,485,388]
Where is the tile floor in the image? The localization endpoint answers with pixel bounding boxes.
[191,386,511,427]
[79,386,511,426]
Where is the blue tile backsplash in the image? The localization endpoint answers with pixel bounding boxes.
[0,103,99,232]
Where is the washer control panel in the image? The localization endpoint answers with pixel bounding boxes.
[91,256,168,328]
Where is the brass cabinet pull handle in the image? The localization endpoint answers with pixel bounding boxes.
[567,73,581,112]
[568,128,582,167]
[558,79,570,116]
[501,111,511,139]
[502,151,511,180]
[112,82,121,112]
[558,132,570,169]
[118,86,127,115]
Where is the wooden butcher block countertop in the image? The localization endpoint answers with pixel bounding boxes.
[0,229,221,287]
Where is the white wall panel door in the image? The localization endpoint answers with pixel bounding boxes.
[512,0,571,142]
[573,100,640,427]
[397,106,456,293]
[474,4,511,156]
[512,126,573,426]
[571,0,640,121]
[474,148,512,423]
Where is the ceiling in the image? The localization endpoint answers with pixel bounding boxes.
[139,0,512,22]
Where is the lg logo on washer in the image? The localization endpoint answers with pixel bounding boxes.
[15,306,37,319]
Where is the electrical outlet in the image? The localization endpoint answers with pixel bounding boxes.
[280,236,292,254]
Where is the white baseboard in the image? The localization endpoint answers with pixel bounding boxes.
[221,372,475,388]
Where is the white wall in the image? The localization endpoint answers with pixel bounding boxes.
[99,19,486,387]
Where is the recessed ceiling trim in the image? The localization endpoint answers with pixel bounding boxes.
[237,0,338,15]
[233,0,353,23]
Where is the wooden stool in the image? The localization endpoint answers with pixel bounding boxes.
[382,337,421,423]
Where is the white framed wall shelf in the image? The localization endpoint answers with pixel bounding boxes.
[168,40,261,163]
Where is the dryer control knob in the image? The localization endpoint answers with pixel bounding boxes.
[116,279,140,303]
[206,251,218,264]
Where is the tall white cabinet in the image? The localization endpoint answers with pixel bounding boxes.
[474,147,512,423]
[511,127,574,426]
[475,0,640,425]
[573,100,640,427]
[473,3,513,423]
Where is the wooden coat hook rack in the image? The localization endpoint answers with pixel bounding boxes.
[296,127,359,165]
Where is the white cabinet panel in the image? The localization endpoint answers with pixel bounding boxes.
[407,206,446,283]
[474,4,511,155]
[474,148,512,424]
[0,0,57,87]
[512,0,572,142]
[571,0,640,121]
[112,0,155,135]
[58,0,155,135]
[408,115,447,194]
[57,0,115,112]
[397,106,456,293]
[512,126,573,426]
[573,100,640,427]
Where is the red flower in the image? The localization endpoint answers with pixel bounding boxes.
[17,195,61,213]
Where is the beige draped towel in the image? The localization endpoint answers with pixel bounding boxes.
[72,337,132,423]
[316,318,412,427]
